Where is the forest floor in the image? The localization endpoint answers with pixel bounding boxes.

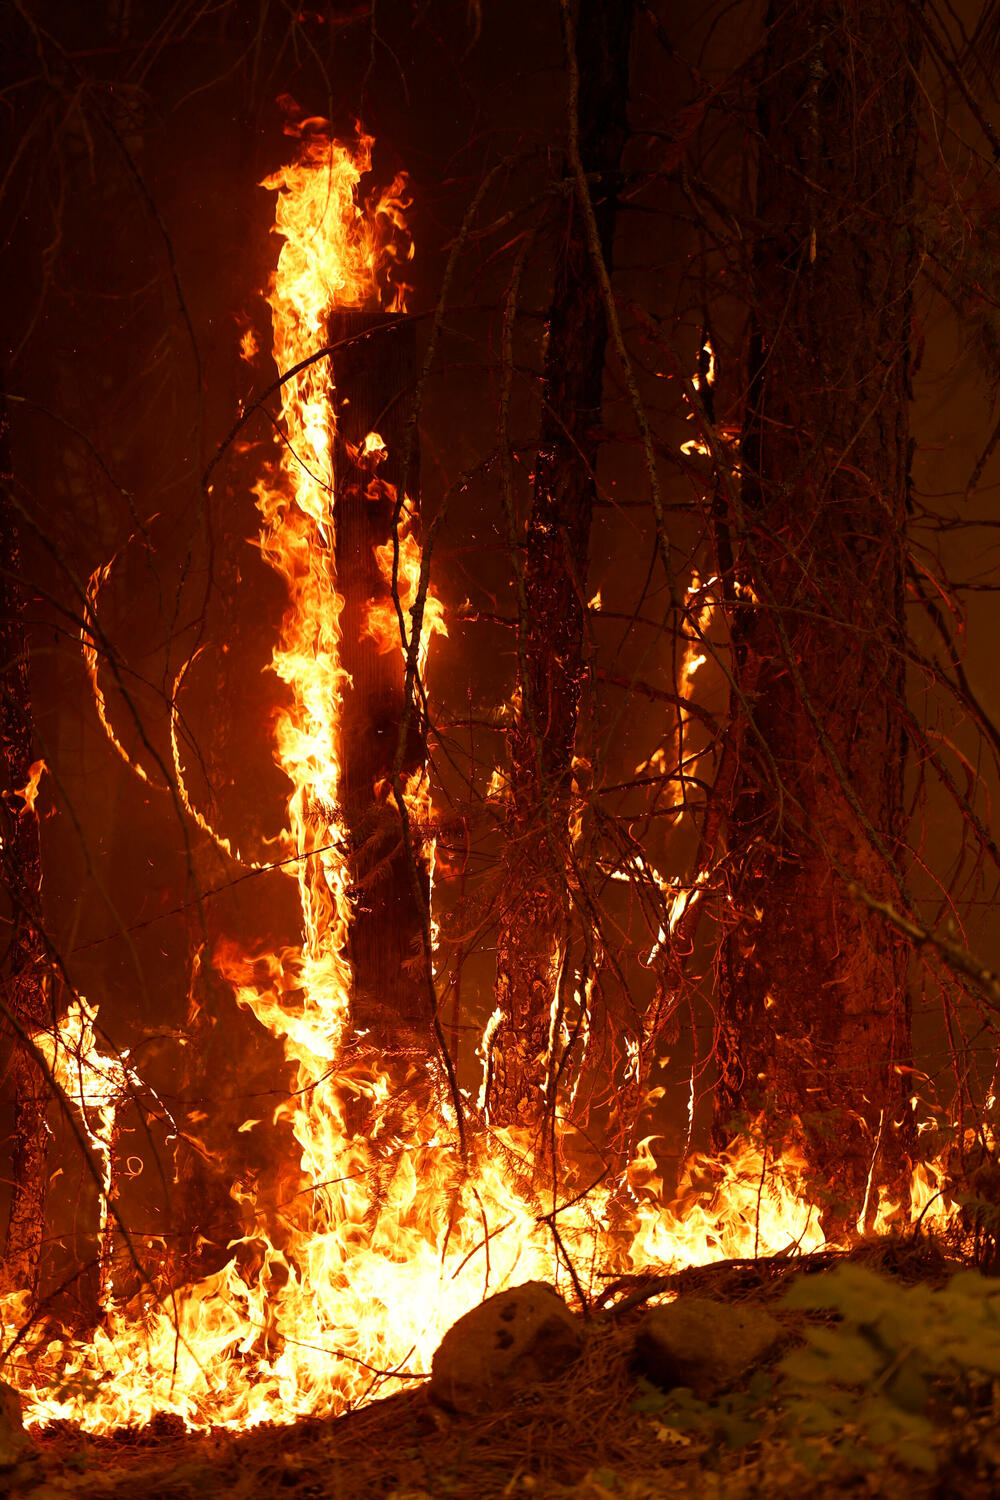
[4,1241,998,1500]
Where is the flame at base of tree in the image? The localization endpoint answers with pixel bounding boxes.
[0,1112,958,1432]
[0,127,962,1435]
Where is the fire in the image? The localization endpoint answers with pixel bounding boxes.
[365,499,448,670]
[32,1001,155,1311]
[634,571,715,779]
[0,128,963,1436]
[14,758,45,814]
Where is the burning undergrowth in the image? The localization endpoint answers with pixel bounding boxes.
[0,120,974,1444]
[7,1240,1000,1500]
[0,1112,963,1432]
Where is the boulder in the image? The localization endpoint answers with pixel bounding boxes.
[633,1296,783,1397]
[430,1281,583,1414]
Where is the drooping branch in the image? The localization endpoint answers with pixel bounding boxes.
[713,0,922,1227]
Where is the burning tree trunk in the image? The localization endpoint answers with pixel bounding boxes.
[714,0,919,1226]
[485,0,635,1129]
[0,393,51,1298]
[330,312,430,1056]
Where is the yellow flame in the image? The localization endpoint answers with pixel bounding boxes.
[365,511,448,670]
[15,759,46,814]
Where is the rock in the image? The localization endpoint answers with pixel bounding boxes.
[633,1296,783,1397]
[0,1379,33,1468]
[430,1281,583,1413]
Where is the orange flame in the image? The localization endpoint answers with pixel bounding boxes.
[364,500,448,670]
[15,759,46,814]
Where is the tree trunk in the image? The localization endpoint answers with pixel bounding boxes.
[485,0,635,1130]
[330,313,430,1057]
[0,392,51,1298]
[714,0,919,1227]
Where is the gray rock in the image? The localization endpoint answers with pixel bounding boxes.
[0,1379,32,1468]
[633,1296,783,1397]
[430,1280,583,1413]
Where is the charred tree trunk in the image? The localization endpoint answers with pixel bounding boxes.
[330,313,430,1057]
[714,0,919,1226]
[485,0,635,1130]
[0,393,51,1297]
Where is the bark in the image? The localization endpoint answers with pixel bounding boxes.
[485,0,635,1129]
[714,0,919,1226]
[330,312,430,1056]
[0,393,51,1297]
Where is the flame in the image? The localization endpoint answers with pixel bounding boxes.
[351,429,447,670]
[15,759,46,814]
[364,502,448,671]
[691,337,715,392]
[487,766,509,800]
[0,132,965,1437]
[627,1133,828,1266]
[634,572,715,778]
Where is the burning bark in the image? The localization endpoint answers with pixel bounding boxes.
[714,0,919,1225]
[0,392,51,1300]
[485,0,636,1130]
